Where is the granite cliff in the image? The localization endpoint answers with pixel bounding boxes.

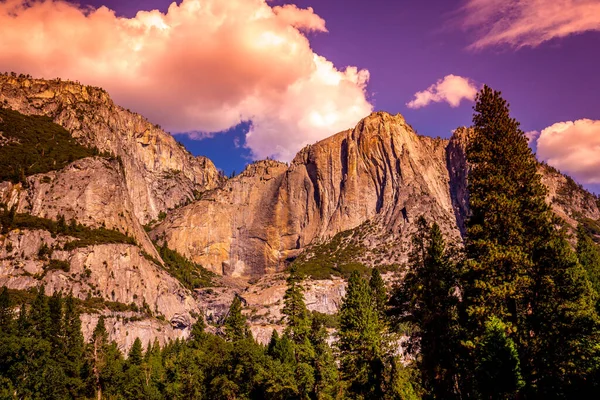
[1,75,598,349]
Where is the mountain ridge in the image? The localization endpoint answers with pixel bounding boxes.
[1,74,599,349]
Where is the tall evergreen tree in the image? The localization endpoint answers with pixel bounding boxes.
[88,316,109,400]
[63,292,85,397]
[224,295,249,341]
[369,269,387,319]
[309,313,339,400]
[577,224,600,296]
[29,285,51,339]
[0,286,12,335]
[128,338,144,366]
[338,270,386,399]
[464,85,548,330]
[283,265,311,343]
[48,290,65,355]
[464,85,600,398]
[390,217,461,399]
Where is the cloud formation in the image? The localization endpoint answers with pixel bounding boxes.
[462,0,600,49]
[536,119,600,184]
[406,75,478,109]
[0,0,372,160]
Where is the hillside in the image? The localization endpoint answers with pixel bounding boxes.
[1,75,599,350]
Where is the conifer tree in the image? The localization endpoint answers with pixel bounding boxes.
[476,317,524,399]
[63,292,85,397]
[48,290,65,354]
[224,295,249,341]
[0,286,12,335]
[390,217,461,399]
[464,85,548,330]
[128,338,144,366]
[309,313,339,399]
[369,268,387,319]
[29,285,51,339]
[283,265,311,343]
[464,85,600,398]
[89,316,109,400]
[577,225,600,296]
[189,317,207,348]
[338,270,386,399]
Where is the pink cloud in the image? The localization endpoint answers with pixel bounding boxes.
[272,4,327,32]
[406,74,478,109]
[537,119,600,184]
[462,0,600,49]
[0,0,372,161]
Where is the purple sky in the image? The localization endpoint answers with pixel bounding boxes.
[60,1,600,192]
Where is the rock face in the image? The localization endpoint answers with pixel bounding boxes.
[0,75,222,224]
[0,157,158,258]
[1,76,599,349]
[152,112,463,276]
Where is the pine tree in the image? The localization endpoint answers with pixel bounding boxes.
[476,317,524,399]
[390,217,461,399]
[189,316,207,347]
[0,286,13,335]
[309,313,339,399]
[224,295,249,341]
[268,329,295,365]
[89,316,109,400]
[29,285,51,339]
[283,265,310,343]
[369,269,387,319]
[64,292,85,397]
[464,85,548,331]
[128,338,144,366]
[338,270,386,399]
[464,85,600,398]
[48,290,65,355]
[577,225,600,296]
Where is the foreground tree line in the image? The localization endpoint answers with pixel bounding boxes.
[0,86,599,399]
[0,266,411,399]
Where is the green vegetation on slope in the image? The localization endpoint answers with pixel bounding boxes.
[292,227,371,279]
[2,287,140,314]
[155,242,215,290]
[0,107,102,184]
[0,206,136,247]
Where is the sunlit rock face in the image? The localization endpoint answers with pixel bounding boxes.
[1,76,598,349]
[152,112,465,276]
[0,75,223,225]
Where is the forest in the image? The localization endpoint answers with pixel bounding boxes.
[1,87,600,399]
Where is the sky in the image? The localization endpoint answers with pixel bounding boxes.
[0,0,599,193]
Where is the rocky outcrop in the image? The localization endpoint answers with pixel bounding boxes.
[0,75,223,224]
[153,112,463,276]
[0,228,200,348]
[196,273,347,344]
[0,157,158,258]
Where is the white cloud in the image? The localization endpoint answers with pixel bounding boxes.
[0,0,372,161]
[536,119,600,184]
[461,0,600,49]
[406,74,478,109]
